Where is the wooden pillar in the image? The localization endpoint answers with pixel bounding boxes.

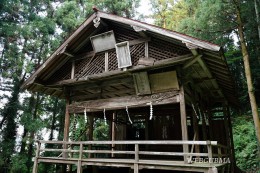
[111,112,116,158]
[62,97,70,173]
[207,109,214,140]
[180,84,189,163]
[88,115,94,158]
[201,109,208,141]
[192,111,200,154]
[63,98,70,156]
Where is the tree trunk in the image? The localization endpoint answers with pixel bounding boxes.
[234,0,260,147]
[26,93,40,173]
[254,0,260,64]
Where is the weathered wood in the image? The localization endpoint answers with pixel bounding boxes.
[111,112,116,158]
[97,12,221,52]
[183,55,202,69]
[63,98,70,158]
[105,52,108,72]
[49,54,193,87]
[180,83,189,163]
[90,30,116,53]
[149,71,179,93]
[88,115,94,158]
[137,57,155,66]
[145,41,148,57]
[68,91,180,113]
[39,140,218,145]
[116,41,132,68]
[77,144,83,173]
[32,141,40,173]
[133,72,151,95]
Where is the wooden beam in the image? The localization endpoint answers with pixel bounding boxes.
[179,83,189,163]
[48,54,193,86]
[197,56,223,97]
[98,12,221,51]
[182,55,202,69]
[145,42,148,57]
[105,52,108,72]
[68,90,180,113]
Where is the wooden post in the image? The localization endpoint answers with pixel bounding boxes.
[180,84,189,163]
[105,52,108,72]
[192,110,200,155]
[208,167,218,173]
[62,97,71,173]
[207,141,213,166]
[77,143,83,173]
[63,98,70,158]
[88,115,94,158]
[134,144,139,173]
[32,141,40,173]
[111,112,116,158]
[207,109,214,140]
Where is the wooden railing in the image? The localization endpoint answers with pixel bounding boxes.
[33,140,229,173]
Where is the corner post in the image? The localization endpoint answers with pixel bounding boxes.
[180,78,189,163]
[32,141,40,173]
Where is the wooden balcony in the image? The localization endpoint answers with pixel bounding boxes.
[33,140,230,173]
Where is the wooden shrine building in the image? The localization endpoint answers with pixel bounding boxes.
[22,10,240,173]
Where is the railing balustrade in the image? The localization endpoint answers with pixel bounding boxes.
[33,140,229,173]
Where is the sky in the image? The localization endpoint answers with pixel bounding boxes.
[137,0,154,24]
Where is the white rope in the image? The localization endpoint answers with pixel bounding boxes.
[149,102,153,120]
[103,108,107,125]
[126,106,133,124]
[191,103,199,119]
[84,107,87,122]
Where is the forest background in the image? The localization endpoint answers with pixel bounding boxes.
[0,0,259,172]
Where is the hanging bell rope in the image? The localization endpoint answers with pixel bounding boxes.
[103,108,107,125]
[126,106,133,124]
[149,102,153,120]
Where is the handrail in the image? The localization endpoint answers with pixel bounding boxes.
[37,140,218,145]
[34,140,229,169]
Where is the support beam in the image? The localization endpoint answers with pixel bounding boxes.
[69,90,180,113]
[182,55,202,69]
[180,84,189,163]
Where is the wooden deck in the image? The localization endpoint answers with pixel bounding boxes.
[33,140,230,173]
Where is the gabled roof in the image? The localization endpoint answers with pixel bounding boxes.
[22,10,238,107]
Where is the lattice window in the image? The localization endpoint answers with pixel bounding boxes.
[82,54,105,76]
[108,50,118,71]
[48,61,71,83]
[130,43,145,66]
[74,57,92,79]
[149,38,190,61]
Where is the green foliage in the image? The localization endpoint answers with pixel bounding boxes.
[232,115,260,171]
[94,119,109,140]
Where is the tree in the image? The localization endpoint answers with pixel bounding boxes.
[232,0,260,150]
